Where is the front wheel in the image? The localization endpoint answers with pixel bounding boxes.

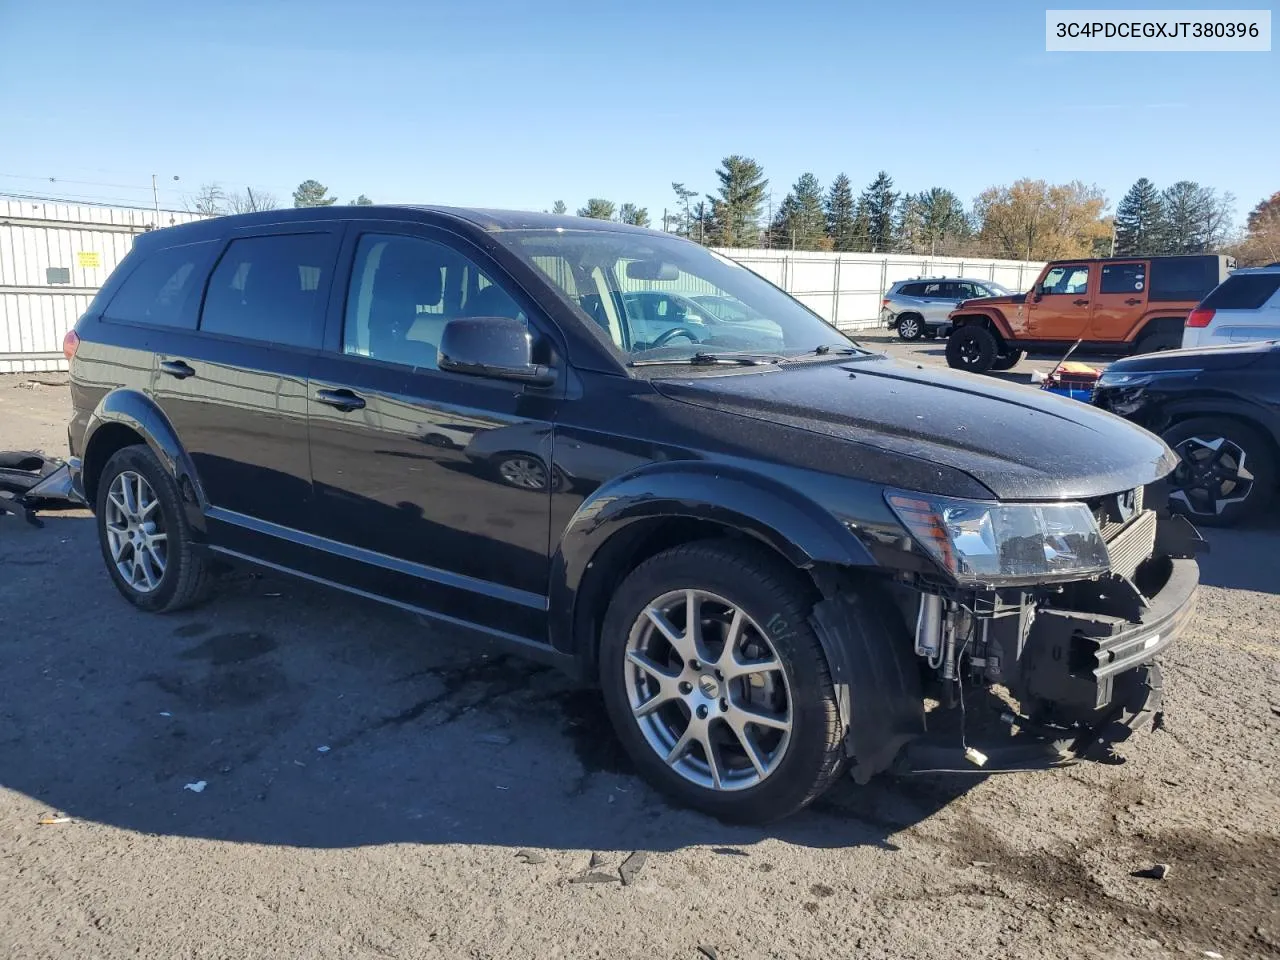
[990,349,1024,371]
[945,325,998,373]
[1161,417,1277,526]
[598,541,845,824]
[95,445,213,612]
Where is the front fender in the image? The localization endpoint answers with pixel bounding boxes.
[950,308,1015,340]
[83,389,207,529]
[548,461,875,656]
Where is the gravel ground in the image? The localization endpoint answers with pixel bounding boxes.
[1,359,1278,960]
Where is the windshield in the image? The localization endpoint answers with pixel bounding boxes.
[496,229,855,362]
[983,282,1013,296]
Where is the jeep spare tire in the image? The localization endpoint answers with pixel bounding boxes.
[946,325,998,373]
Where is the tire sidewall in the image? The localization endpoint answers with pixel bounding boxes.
[897,315,922,340]
[598,545,840,823]
[946,325,997,372]
[95,445,188,612]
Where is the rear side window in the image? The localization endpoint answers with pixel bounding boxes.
[103,241,217,328]
[1149,256,1220,302]
[201,234,333,347]
[899,283,926,296]
[1200,274,1280,311]
[1100,262,1147,294]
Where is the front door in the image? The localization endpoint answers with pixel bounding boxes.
[151,224,342,548]
[307,226,560,642]
[1090,261,1148,342]
[1026,263,1093,342]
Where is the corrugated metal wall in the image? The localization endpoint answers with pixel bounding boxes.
[0,199,205,373]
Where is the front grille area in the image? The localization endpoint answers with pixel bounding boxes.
[1090,485,1145,542]
[1105,509,1157,580]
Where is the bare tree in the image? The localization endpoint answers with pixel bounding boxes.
[226,187,279,213]
[186,182,226,217]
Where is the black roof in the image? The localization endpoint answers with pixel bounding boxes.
[140,204,663,244]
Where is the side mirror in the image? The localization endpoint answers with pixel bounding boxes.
[438,316,555,386]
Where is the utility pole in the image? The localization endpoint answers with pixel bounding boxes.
[152,174,180,220]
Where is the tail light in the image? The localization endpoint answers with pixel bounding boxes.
[1186,308,1215,328]
[62,329,80,360]
[881,298,891,307]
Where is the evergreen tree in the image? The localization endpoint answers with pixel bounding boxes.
[708,155,768,247]
[858,171,898,251]
[551,200,567,215]
[671,182,698,236]
[577,198,616,220]
[1160,181,1211,253]
[292,179,337,207]
[895,193,927,253]
[918,187,969,254]
[349,194,373,206]
[825,173,856,251]
[618,203,650,227]
[770,173,826,249]
[1114,178,1164,256]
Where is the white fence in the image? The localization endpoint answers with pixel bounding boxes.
[0,199,1047,373]
[711,248,1047,332]
[0,199,204,373]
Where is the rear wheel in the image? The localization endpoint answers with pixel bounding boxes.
[1136,329,1181,354]
[598,541,845,824]
[896,314,923,341]
[1160,417,1277,526]
[95,445,213,612]
[990,349,1025,371]
[945,324,998,373]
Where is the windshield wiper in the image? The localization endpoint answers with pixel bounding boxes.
[628,351,782,367]
[780,344,864,363]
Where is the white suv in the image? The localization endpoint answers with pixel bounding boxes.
[1182,265,1280,348]
[881,277,1012,341]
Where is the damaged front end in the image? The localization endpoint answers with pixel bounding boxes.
[819,482,1202,781]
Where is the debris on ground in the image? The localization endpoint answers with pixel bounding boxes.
[568,872,619,885]
[1132,863,1172,881]
[183,781,207,793]
[38,815,73,825]
[1203,952,1224,959]
[972,860,995,868]
[316,745,330,753]
[515,850,547,865]
[697,946,720,960]
[619,852,647,886]
[475,733,513,746]
[588,852,610,869]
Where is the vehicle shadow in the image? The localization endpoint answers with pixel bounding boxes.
[0,514,980,855]
[1194,517,1280,595]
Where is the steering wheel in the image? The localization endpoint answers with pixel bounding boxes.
[649,326,700,349]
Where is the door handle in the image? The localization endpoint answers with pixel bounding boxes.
[315,388,366,412]
[1125,297,1143,305]
[1073,299,1089,306]
[159,360,195,379]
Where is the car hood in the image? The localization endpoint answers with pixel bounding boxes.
[1106,339,1277,373]
[653,356,1176,500]
[955,292,1026,310]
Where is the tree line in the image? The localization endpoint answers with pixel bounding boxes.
[555,157,1274,265]
[186,179,373,215]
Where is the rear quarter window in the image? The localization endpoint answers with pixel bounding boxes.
[102,240,218,329]
[1200,274,1280,311]
[1148,257,1221,302]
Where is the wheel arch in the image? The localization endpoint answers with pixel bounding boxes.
[1160,401,1280,461]
[949,310,1012,343]
[82,389,206,529]
[548,462,876,670]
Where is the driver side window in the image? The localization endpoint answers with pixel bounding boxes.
[1041,265,1090,296]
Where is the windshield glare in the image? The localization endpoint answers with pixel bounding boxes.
[497,229,855,362]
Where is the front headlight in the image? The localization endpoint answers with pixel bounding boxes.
[886,490,1109,585]
[1096,368,1201,389]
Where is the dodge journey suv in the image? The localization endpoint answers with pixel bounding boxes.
[64,207,1199,823]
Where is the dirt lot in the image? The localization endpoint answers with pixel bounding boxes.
[1,354,1278,960]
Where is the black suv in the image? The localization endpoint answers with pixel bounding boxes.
[64,207,1199,823]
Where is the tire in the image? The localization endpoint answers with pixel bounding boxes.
[95,444,213,612]
[1160,417,1277,526]
[896,314,923,341]
[491,453,564,492]
[922,327,939,340]
[1136,329,1181,354]
[945,324,998,373]
[598,540,845,824]
[990,349,1025,371]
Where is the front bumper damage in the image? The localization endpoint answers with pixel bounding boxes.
[0,451,86,525]
[815,509,1202,781]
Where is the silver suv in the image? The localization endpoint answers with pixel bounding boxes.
[882,277,1012,341]
[1181,265,1280,349]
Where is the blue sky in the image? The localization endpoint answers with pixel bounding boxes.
[1,0,1275,226]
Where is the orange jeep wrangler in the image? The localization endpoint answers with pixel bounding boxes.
[944,254,1234,374]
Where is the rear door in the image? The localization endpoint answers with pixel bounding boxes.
[1091,260,1148,341]
[1026,263,1093,341]
[152,223,343,551]
[305,222,561,642]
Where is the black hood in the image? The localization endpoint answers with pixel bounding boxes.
[653,356,1176,500]
[1107,339,1278,373]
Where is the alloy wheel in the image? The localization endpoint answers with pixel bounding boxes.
[623,589,793,792]
[498,456,548,490]
[104,470,168,593]
[1170,436,1255,516]
[898,316,919,339]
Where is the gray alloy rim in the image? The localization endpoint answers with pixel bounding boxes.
[624,589,793,792]
[1170,436,1255,516]
[898,316,919,339]
[498,456,547,489]
[104,470,168,593]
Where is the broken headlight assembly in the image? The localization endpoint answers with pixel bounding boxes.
[886,490,1110,586]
